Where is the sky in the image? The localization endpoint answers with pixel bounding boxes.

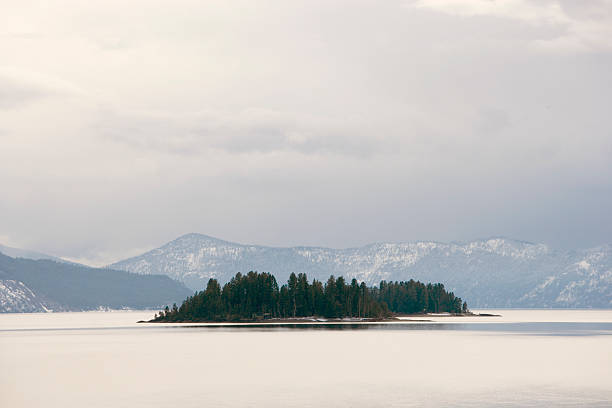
[1,0,611,266]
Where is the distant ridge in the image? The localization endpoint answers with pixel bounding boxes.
[0,252,191,313]
[110,234,612,308]
[0,243,72,264]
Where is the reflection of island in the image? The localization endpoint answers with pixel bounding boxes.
[148,272,470,323]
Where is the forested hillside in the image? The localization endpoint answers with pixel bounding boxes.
[0,253,191,312]
[153,271,466,322]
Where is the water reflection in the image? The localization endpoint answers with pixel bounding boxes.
[173,321,612,336]
[3,320,612,337]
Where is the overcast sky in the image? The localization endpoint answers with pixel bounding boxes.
[1,0,611,265]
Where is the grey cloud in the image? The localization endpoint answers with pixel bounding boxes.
[93,110,201,155]
[95,108,398,158]
[1,32,40,39]
[0,77,50,109]
[412,0,612,53]
[94,37,131,51]
[476,108,512,137]
[0,0,610,264]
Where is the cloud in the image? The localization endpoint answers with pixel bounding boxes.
[0,69,82,109]
[0,77,49,109]
[476,108,512,136]
[0,0,610,262]
[412,0,567,23]
[94,108,401,158]
[411,0,612,53]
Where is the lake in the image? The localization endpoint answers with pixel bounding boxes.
[1,310,611,407]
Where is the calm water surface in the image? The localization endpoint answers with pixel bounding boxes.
[1,310,611,407]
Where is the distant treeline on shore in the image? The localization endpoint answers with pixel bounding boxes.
[152,271,467,322]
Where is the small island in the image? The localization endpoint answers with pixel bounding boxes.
[149,271,471,323]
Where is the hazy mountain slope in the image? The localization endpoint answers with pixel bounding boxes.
[110,234,612,308]
[518,245,612,308]
[0,243,70,263]
[0,253,191,313]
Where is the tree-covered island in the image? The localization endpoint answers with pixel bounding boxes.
[151,272,469,322]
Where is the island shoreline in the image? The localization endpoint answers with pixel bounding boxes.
[138,312,500,324]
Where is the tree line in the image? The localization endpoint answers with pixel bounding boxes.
[152,271,468,322]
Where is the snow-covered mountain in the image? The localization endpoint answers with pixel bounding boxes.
[110,234,612,308]
[0,280,56,313]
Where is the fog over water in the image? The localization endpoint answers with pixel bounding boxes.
[1,310,611,407]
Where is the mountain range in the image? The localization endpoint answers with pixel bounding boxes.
[2,234,610,312]
[109,234,612,308]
